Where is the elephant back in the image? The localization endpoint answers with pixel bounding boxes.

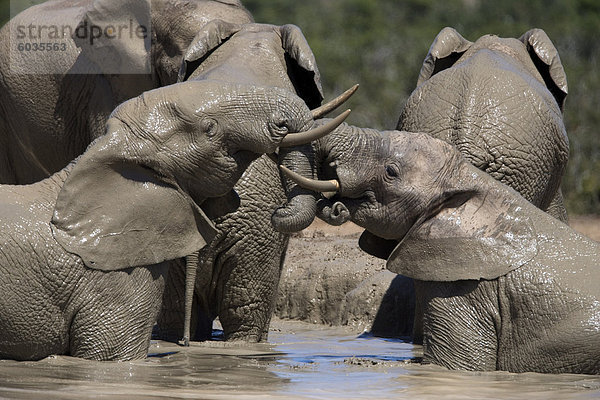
[398,46,569,211]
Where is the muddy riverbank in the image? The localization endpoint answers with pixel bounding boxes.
[276,216,600,335]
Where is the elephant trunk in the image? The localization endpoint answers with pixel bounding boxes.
[272,143,319,233]
[273,123,382,232]
[271,87,358,233]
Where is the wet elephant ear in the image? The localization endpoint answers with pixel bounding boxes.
[73,0,152,74]
[417,27,473,86]
[51,135,217,271]
[177,19,242,82]
[519,28,568,111]
[387,188,538,282]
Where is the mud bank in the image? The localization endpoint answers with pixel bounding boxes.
[277,217,600,334]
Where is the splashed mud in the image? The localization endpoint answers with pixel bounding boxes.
[1,318,599,400]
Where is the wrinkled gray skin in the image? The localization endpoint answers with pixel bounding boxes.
[272,27,570,237]
[314,131,600,374]
[396,27,571,342]
[0,0,324,342]
[397,27,569,221]
[278,27,573,340]
[0,81,316,361]
[156,19,324,342]
[0,0,253,183]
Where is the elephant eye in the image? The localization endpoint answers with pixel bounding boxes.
[268,121,289,135]
[201,118,219,137]
[385,164,399,178]
[269,112,290,136]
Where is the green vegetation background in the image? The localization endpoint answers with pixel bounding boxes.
[0,0,598,214]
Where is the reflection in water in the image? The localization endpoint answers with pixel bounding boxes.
[0,319,599,399]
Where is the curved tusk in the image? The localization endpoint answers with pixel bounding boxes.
[311,84,359,119]
[279,109,350,148]
[279,165,340,193]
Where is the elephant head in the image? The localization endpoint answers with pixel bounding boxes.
[173,18,362,233]
[281,130,539,281]
[70,0,255,91]
[397,27,569,221]
[272,27,570,232]
[178,20,324,109]
[50,80,344,271]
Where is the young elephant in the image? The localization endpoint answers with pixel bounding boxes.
[0,80,343,361]
[282,130,600,374]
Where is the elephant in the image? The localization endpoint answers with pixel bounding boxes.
[0,80,343,361]
[154,19,355,343]
[281,129,600,375]
[0,0,348,342]
[397,27,569,222]
[272,28,572,342]
[272,27,570,235]
[0,0,253,183]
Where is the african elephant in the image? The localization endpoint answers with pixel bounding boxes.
[0,80,341,361]
[0,0,342,342]
[282,129,600,375]
[272,28,572,341]
[154,19,348,343]
[0,0,253,183]
[272,27,570,237]
[397,27,569,221]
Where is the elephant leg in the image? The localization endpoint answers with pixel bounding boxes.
[417,279,500,371]
[213,157,289,342]
[544,188,569,223]
[215,233,289,342]
[70,265,167,361]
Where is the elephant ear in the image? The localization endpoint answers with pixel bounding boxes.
[280,24,324,109]
[177,19,242,82]
[51,136,217,271]
[387,188,538,282]
[519,28,568,111]
[417,27,473,87]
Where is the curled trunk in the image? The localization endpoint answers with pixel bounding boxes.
[272,122,384,232]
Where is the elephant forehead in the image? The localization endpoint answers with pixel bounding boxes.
[189,34,292,90]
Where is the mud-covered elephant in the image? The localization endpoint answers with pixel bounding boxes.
[0,80,342,361]
[0,0,253,182]
[155,19,354,343]
[272,27,571,342]
[0,0,345,342]
[282,130,600,375]
[397,27,569,221]
[273,27,569,235]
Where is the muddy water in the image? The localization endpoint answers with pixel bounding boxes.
[1,319,599,400]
